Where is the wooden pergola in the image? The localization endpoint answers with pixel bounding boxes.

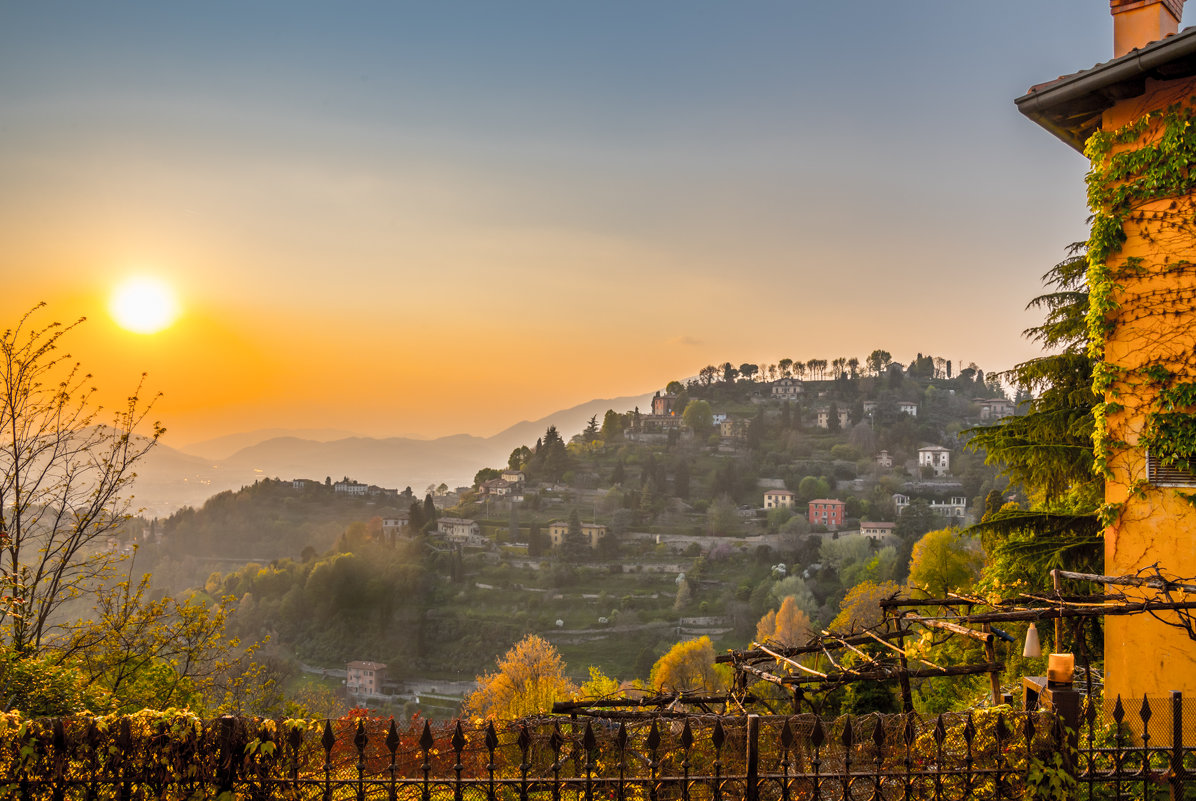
[718,567,1196,714]
[552,566,1196,719]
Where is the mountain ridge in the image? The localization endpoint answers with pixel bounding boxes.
[133,391,656,515]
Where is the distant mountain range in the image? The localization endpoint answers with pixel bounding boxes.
[130,392,656,517]
[181,429,364,461]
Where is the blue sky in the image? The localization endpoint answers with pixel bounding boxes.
[0,2,1177,442]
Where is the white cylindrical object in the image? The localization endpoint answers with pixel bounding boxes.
[1023,622,1042,658]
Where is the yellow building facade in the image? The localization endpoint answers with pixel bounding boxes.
[1017,1,1196,706]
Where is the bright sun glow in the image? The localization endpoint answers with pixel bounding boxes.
[109,276,180,334]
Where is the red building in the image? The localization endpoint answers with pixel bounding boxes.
[808,498,846,530]
[652,392,678,416]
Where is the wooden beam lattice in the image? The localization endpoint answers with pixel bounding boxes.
[562,564,1196,720]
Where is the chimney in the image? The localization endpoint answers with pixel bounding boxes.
[1111,0,1185,57]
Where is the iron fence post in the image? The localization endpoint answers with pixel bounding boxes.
[23,709,1196,797]
[1168,691,1184,801]
[745,714,759,801]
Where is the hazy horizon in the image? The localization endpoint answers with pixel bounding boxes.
[168,388,659,452]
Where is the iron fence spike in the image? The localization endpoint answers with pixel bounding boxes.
[386,720,400,753]
[452,721,466,753]
[419,720,435,752]
[322,720,336,753]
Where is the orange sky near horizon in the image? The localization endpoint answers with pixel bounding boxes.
[3,2,1153,447]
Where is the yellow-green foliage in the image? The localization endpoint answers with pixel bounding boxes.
[649,636,730,694]
[465,634,578,720]
[0,649,99,716]
[828,580,902,634]
[907,528,983,598]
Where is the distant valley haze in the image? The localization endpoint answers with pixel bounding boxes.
[132,391,656,517]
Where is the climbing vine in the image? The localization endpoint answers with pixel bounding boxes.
[1084,91,1196,520]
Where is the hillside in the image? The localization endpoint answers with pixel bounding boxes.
[129,357,1014,713]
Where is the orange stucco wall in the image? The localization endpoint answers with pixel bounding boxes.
[1099,78,1196,709]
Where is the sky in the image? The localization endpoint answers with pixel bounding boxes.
[2,2,1181,448]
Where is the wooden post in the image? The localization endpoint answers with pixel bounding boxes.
[896,633,914,713]
[1052,569,1064,652]
[983,623,1002,706]
[745,714,760,801]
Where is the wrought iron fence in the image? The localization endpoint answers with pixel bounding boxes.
[4,695,1196,799]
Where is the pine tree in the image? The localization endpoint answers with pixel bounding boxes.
[527,522,544,557]
[967,248,1101,582]
[561,508,589,561]
[408,500,425,531]
[423,494,437,529]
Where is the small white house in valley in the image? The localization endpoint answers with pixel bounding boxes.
[763,489,796,510]
[860,521,896,540]
[976,398,1016,420]
[438,517,485,547]
[918,445,951,477]
[772,378,802,398]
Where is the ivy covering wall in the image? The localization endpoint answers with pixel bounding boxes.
[1084,91,1196,520]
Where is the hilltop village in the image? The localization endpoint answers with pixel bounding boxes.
[390,355,1010,563]
[133,351,1015,716]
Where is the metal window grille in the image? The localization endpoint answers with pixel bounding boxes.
[1146,451,1196,487]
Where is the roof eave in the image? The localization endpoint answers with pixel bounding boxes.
[1015,27,1196,153]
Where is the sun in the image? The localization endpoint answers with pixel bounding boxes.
[109,277,180,334]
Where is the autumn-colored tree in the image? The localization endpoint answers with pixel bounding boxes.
[828,580,903,634]
[769,576,818,620]
[907,528,983,598]
[649,636,730,694]
[465,634,578,720]
[577,666,623,701]
[755,596,813,648]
